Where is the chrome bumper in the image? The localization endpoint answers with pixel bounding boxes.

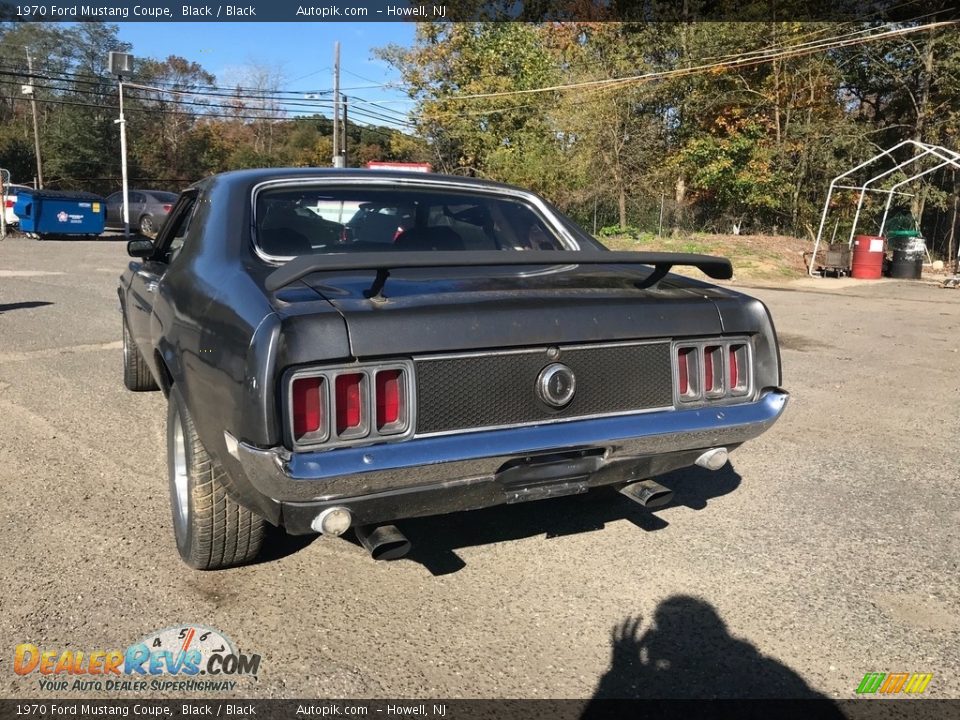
[234,390,788,504]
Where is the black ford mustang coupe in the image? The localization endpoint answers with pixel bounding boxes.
[118,169,787,569]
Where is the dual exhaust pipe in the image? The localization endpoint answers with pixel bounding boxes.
[314,447,729,555]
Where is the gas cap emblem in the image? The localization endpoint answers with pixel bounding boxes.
[537,363,576,408]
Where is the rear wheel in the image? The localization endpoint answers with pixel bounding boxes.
[167,386,265,570]
[139,215,155,235]
[122,318,159,392]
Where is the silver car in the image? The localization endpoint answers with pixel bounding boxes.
[105,189,178,235]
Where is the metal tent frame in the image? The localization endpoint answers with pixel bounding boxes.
[809,140,960,277]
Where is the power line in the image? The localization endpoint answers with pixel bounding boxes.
[2,69,412,121]
[2,83,410,140]
[0,62,390,97]
[121,81,413,127]
[0,75,415,130]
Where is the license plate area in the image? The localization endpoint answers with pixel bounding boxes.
[495,451,604,504]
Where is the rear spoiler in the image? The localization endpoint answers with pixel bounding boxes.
[264,250,733,294]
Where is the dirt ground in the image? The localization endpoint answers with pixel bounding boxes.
[602,232,812,280]
[602,231,959,286]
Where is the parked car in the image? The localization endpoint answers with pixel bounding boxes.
[2,183,33,227]
[118,169,788,570]
[105,189,177,235]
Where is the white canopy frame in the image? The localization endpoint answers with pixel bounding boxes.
[809,140,960,276]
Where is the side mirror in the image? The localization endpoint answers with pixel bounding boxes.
[127,236,154,258]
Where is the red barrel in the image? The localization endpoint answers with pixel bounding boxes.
[851,235,885,279]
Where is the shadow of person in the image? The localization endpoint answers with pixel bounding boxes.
[585,596,844,716]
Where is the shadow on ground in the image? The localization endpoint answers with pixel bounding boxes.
[391,463,742,575]
[582,596,844,715]
[252,524,319,565]
[251,464,742,572]
[0,301,53,313]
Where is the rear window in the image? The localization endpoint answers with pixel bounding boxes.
[254,186,570,257]
[150,192,178,202]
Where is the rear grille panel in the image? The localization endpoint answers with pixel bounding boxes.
[414,342,673,435]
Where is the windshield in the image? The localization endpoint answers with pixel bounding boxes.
[254,186,570,257]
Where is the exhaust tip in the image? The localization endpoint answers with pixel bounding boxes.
[695,447,729,471]
[620,479,673,509]
[355,524,411,561]
[311,506,352,536]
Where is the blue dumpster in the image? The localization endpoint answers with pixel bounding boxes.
[14,189,106,239]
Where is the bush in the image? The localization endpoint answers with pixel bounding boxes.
[597,225,656,243]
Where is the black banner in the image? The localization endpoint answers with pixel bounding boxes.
[2,700,960,720]
[0,0,958,23]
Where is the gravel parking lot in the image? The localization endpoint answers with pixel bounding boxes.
[1,237,958,700]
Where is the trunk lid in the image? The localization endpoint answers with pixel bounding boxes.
[295,264,727,357]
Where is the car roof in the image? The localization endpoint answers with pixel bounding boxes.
[198,167,529,196]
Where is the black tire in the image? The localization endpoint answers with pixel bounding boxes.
[139,214,155,236]
[122,318,159,392]
[167,385,265,570]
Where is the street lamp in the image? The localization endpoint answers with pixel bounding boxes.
[109,51,134,238]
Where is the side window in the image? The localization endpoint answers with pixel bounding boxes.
[157,193,199,265]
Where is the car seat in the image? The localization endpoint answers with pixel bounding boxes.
[260,226,313,256]
[394,226,465,251]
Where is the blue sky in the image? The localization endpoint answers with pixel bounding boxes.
[116,22,417,128]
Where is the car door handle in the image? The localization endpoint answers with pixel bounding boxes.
[145,281,158,293]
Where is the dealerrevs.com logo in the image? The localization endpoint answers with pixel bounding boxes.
[14,625,261,692]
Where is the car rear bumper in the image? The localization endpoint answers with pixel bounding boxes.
[230,389,788,531]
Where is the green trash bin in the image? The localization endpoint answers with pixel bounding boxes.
[885,210,923,252]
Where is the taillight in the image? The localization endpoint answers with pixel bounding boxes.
[292,376,326,441]
[675,339,750,404]
[728,344,749,396]
[162,204,172,213]
[335,373,365,436]
[677,347,696,399]
[375,369,405,433]
[703,345,723,397]
[285,362,413,448]
[5,199,13,209]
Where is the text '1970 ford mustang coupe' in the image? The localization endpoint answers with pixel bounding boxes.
[118,169,787,569]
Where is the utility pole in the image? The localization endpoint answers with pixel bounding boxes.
[25,51,44,189]
[342,95,348,168]
[332,41,343,168]
[117,78,131,238]
[108,52,134,238]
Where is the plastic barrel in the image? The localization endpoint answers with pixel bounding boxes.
[851,235,884,279]
[889,250,923,280]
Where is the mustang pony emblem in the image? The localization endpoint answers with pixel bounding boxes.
[537,363,576,408]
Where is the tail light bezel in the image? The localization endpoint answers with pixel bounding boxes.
[672,337,754,407]
[282,360,416,452]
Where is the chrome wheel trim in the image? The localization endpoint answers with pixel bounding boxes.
[140,216,154,234]
[171,411,189,536]
[122,322,131,366]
